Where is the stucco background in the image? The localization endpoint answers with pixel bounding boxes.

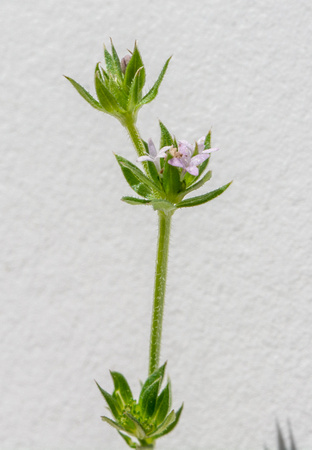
[1,0,311,449]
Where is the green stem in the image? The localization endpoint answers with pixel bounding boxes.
[123,115,173,376]
[123,116,147,159]
[149,210,173,375]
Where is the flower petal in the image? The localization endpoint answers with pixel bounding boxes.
[186,165,199,176]
[190,153,210,166]
[178,140,194,155]
[196,136,206,153]
[148,138,157,158]
[159,145,172,156]
[202,147,219,154]
[168,158,185,169]
[137,155,154,162]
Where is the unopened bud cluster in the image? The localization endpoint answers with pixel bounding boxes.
[66,40,171,126]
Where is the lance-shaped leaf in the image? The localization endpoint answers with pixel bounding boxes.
[119,168,152,198]
[107,76,128,110]
[65,76,105,112]
[139,363,166,407]
[95,73,125,114]
[197,156,210,177]
[124,43,145,89]
[128,67,145,111]
[115,154,164,196]
[148,161,162,187]
[96,63,109,84]
[159,121,173,148]
[138,56,171,107]
[124,412,146,440]
[140,378,162,418]
[184,170,212,195]
[162,154,183,200]
[156,404,183,438]
[122,196,151,206]
[118,432,137,449]
[176,181,232,208]
[148,409,176,438]
[101,416,126,432]
[203,130,211,149]
[153,381,171,426]
[104,45,115,75]
[109,39,123,81]
[110,371,133,406]
[115,155,154,198]
[95,381,121,419]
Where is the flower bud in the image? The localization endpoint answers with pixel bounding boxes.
[120,54,131,74]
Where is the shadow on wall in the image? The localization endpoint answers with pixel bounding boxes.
[264,421,298,450]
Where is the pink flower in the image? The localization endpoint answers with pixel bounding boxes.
[137,139,171,172]
[168,138,218,177]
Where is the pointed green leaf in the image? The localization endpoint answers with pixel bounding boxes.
[139,363,166,406]
[95,62,109,84]
[115,154,164,196]
[110,371,133,405]
[147,161,162,188]
[157,404,183,438]
[118,432,137,449]
[124,43,145,89]
[107,77,128,109]
[122,196,151,206]
[159,121,173,147]
[204,130,211,149]
[124,412,146,440]
[138,56,171,107]
[198,157,210,177]
[148,409,176,438]
[184,171,212,195]
[110,39,123,81]
[204,133,211,149]
[183,171,196,187]
[65,76,105,112]
[101,415,125,432]
[162,155,183,199]
[128,67,145,111]
[95,381,121,419]
[104,46,115,75]
[176,181,232,208]
[118,168,153,198]
[140,378,161,418]
[151,199,176,213]
[95,73,125,114]
[154,381,171,425]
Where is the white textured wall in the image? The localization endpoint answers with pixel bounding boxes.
[1,1,311,449]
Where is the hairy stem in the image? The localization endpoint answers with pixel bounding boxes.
[149,210,173,375]
[123,116,147,159]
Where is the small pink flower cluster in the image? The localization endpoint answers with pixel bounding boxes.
[138,137,218,177]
